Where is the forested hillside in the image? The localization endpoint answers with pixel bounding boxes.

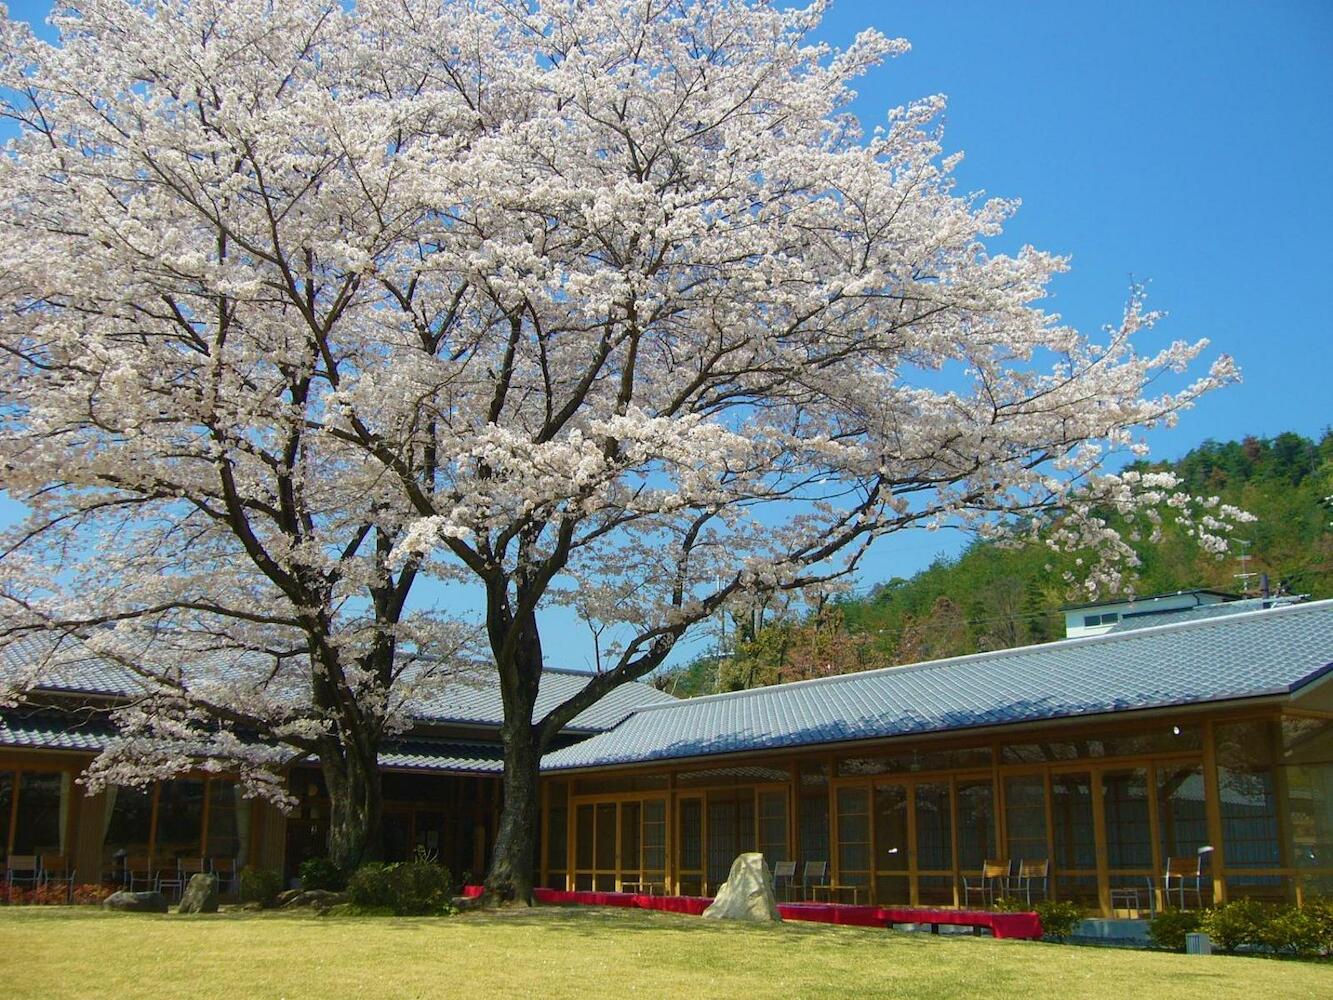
[657,431,1333,697]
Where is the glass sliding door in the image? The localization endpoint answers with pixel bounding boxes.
[1003,774,1048,865]
[914,782,954,905]
[676,796,704,896]
[837,787,871,893]
[1050,771,1097,904]
[872,782,908,903]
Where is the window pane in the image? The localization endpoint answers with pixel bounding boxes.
[1216,720,1281,868]
[103,785,154,864]
[1102,769,1151,869]
[1051,772,1096,870]
[837,787,871,879]
[678,799,702,871]
[642,800,666,874]
[206,780,251,866]
[838,745,991,777]
[11,771,63,855]
[872,783,908,872]
[575,804,594,869]
[546,804,568,875]
[1004,775,1047,862]
[1156,764,1208,862]
[956,780,995,869]
[620,802,640,877]
[1282,717,1333,871]
[594,803,616,870]
[155,779,205,860]
[0,772,13,851]
[757,791,787,869]
[914,782,952,871]
[798,793,829,865]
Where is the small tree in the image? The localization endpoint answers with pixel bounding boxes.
[0,1,1244,896]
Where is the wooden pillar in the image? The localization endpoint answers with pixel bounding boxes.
[1090,769,1111,916]
[948,778,961,908]
[539,779,550,888]
[74,789,106,884]
[1202,719,1227,905]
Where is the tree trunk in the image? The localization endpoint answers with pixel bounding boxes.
[484,721,542,903]
[322,744,384,873]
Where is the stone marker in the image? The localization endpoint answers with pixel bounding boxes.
[177,873,219,914]
[702,853,781,923]
[102,890,169,914]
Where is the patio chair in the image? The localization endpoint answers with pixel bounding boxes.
[40,854,76,902]
[159,858,207,901]
[771,861,797,901]
[210,857,239,897]
[962,859,1010,908]
[125,855,158,893]
[1009,859,1049,905]
[799,861,827,902]
[1161,855,1206,909]
[4,855,41,901]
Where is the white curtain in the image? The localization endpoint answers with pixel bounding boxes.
[58,772,72,854]
[234,785,251,868]
[101,785,119,843]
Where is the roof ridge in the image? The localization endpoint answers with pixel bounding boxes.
[621,597,1333,715]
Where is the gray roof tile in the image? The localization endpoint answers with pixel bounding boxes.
[543,600,1333,771]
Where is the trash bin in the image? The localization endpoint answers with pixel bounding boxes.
[1185,932,1212,955]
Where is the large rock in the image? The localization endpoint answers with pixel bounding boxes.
[102,890,169,914]
[702,853,782,923]
[281,889,347,911]
[177,873,219,914]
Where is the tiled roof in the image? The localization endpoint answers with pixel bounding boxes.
[413,668,676,732]
[0,713,117,753]
[542,600,1333,772]
[379,737,506,774]
[3,631,675,734]
[1,631,137,696]
[1106,596,1304,632]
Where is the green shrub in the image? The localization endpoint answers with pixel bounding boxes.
[1302,897,1333,956]
[1258,904,1326,958]
[1148,908,1203,951]
[238,866,283,907]
[1034,899,1085,942]
[990,895,1027,912]
[1202,899,1271,954]
[298,856,345,892]
[347,851,454,916]
[347,862,396,908]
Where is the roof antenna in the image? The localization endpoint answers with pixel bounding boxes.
[1233,539,1257,597]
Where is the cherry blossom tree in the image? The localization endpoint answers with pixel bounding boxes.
[0,0,1245,895]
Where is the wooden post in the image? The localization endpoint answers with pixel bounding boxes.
[1202,719,1227,906]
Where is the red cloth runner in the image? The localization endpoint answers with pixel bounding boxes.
[460,886,1042,939]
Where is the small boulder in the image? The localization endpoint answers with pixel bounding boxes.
[177,873,219,914]
[102,890,169,914]
[702,853,781,923]
[281,889,347,911]
[276,888,303,907]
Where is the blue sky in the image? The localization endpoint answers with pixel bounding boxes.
[1,1,1329,669]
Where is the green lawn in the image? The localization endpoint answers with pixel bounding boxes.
[1,905,1329,999]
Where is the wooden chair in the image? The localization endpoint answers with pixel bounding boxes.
[125,855,157,893]
[1162,856,1206,909]
[40,854,76,902]
[799,861,827,901]
[4,855,41,900]
[962,859,1010,908]
[1010,859,1049,905]
[771,861,797,901]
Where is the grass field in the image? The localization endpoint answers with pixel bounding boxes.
[1,905,1330,999]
